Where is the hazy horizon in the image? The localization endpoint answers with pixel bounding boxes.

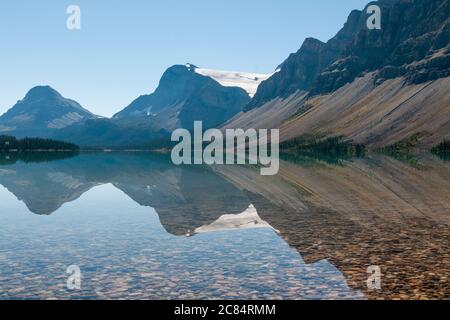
[0,0,369,117]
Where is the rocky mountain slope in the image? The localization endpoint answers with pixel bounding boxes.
[227,0,450,149]
[280,73,450,149]
[0,86,96,138]
[114,64,251,132]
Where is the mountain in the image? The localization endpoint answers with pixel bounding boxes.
[4,0,447,149]
[114,64,253,132]
[227,0,450,149]
[0,86,96,138]
[0,64,263,147]
[52,64,260,147]
[51,117,170,148]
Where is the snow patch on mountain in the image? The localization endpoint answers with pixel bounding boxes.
[47,112,84,129]
[186,64,274,97]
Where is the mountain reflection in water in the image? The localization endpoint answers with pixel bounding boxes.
[0,152,448,299]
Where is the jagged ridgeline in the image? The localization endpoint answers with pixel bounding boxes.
[227,0,450,152]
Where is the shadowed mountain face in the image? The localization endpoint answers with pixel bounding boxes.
[0,152,448,299]
[51,117,171,148]
[247,0,450,110]
[114,64,251,131]
[0,86,96,138]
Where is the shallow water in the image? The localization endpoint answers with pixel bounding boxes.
[0,152,448,299]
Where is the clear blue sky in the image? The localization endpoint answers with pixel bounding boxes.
[0,0,370,117]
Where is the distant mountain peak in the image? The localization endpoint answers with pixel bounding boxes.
[24,85,61,101]
[0,86,96,137]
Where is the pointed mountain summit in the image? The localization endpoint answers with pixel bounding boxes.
[0,86,96,138]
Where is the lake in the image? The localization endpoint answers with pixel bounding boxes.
[0,152,448,299]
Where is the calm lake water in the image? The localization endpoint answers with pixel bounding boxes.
[0,152,448,300]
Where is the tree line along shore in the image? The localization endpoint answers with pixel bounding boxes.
[0,135,79,151]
